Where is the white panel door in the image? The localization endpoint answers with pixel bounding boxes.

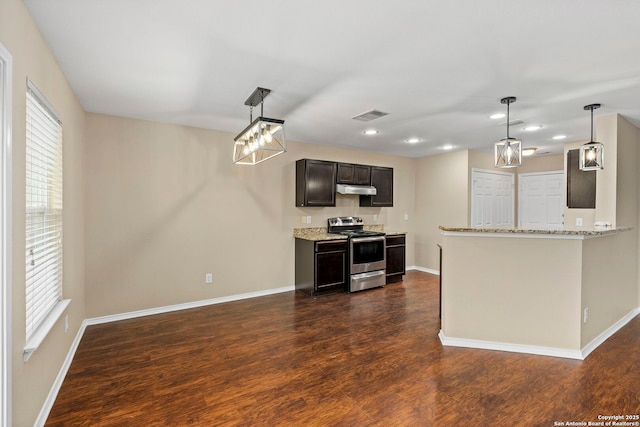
[471,169,514,228]
[519,171,564,229]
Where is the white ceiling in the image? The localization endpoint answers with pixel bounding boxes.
[24,0,640,158]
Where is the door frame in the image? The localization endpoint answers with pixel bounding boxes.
[471,168,515,228]
[517,170,564,228]
[0,41,13,427]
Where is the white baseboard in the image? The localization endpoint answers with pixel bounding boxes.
[439,306,640,360]
[580,307,640,359]
[407,265,440,275]
[36,284,295,426]
[438,330,584,360]
[86,285,295,326]
[34,319,88,427]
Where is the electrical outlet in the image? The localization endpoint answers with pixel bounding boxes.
[373,214,378,222]
[306,216,312,224]
[576,218,583,226]
[205,273,213,284]
[404,213,409,221]
[583,307,588,323]
[64,315,69,333]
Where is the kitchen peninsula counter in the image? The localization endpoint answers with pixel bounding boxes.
[439,225,631,238]
[438,225,636,360]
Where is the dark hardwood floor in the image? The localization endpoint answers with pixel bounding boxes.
[46,271,640,426]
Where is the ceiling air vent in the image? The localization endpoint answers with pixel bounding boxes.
[352,109,389,122]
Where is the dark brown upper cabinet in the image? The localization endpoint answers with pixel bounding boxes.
[360,166,393,207]
[337,163,371,185]
[296,159,337,207]
[567,149,596,209]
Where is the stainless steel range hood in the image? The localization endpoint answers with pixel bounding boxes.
[336,184,377,196]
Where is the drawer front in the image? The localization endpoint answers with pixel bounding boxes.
[386,235,405,246]
[316,240,348,253]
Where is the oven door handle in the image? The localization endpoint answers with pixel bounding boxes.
[352,270,386,280]
[351,236,385,244]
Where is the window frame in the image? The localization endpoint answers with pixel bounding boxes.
[23,79,70,362]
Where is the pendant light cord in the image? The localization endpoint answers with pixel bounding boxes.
[590,106,594,142]
[506,101,510,139]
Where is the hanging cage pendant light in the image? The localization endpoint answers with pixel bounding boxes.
[233,87,286,165]
[494,96,522,168]
[579,103,604,171]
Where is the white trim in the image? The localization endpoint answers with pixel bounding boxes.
[26,78,61,124]
[471,167,514,178]
[407,265,439,276]
[34,285,295,426]
[0,41,13,427]
[438,330,584,360]
[580,307,640,359]
[86,285,294,326]
[517,170,564,178]
[23,299,71,362]
[33,319,88,427]
[438,308,640,360]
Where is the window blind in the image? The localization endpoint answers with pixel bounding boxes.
[25,82,63,340]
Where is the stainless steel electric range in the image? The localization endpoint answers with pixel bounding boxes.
[327,217,386,292]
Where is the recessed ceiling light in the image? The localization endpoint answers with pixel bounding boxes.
[523,125,543,131]
[442,144,454,150]
[363,129,379,135]
[490,113,506,120]
[405,137,421,144]
[552,134,567,140]
[522,147,537,156]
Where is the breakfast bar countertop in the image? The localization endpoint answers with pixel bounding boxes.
[439,225,632,238]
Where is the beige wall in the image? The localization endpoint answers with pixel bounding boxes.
[0,0,86,425]
[565,114,640,338]
[594,115,619,226]
[85,113,416,317]
[414,149,566,271]
[414,150,469,271]
[581,231,638,347]
[612,115,640,316]
[516,153,564,174]
[441,234,583,350]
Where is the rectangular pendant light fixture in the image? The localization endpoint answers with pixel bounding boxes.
[495,138,522,168]
[233,87,286,165]
[494,96,522,168]
[579,104,604,171]
[579,142,604,170]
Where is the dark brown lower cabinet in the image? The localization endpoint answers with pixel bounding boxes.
[385,235,406,283]
[295,239,347,296]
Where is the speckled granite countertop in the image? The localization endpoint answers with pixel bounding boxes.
[293,226,406,241]
[439,225,632,237]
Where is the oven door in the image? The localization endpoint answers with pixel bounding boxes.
[350,236,386,274]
